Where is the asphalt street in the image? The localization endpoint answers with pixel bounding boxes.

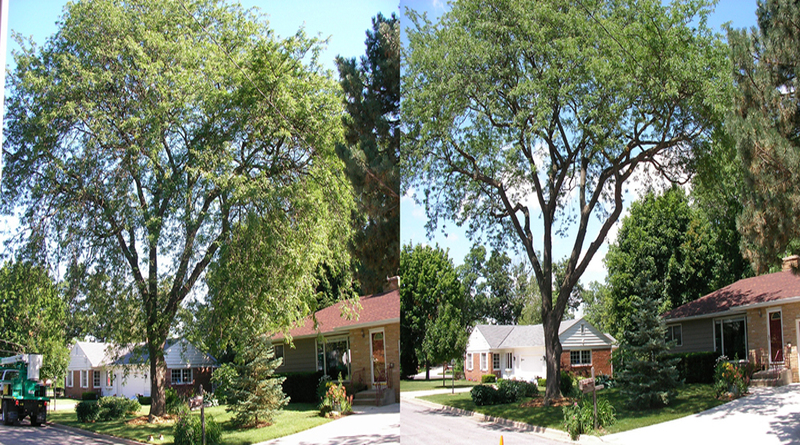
[0,421,132,445]
[401,400,568,445]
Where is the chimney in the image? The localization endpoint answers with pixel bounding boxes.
[385,276,400,292]
[782,255,799,271]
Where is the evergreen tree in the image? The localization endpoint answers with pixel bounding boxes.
[336,13,400,294]
[616,297,682,409]
[227,336,289,427]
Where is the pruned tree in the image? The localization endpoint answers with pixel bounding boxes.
[2,0,353,418]
[403,0,728,399]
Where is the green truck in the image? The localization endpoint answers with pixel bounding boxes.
[0,354,49,426]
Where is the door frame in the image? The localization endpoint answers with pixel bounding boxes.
[767,308,785,363]
[369,328,386,385]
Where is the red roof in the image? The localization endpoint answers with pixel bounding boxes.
[663,270,800,320]
[275,289,399,340]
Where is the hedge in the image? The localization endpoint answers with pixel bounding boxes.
[480,374,497,383]
[279,371,325,403]
[666,351,717,384]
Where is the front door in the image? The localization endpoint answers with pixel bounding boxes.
[769,311,784,362]
[370,330,386,385]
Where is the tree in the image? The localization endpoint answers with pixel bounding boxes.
[0,261,69,382]
[458,246,531,325]
[726,0,800,273]
[336,13,400,294]
[399,243,465,379]
[226,335,289,427]
[616,296,681,409]
[2,0,352,417]
[581,281,613,335]
[403,0,728,399]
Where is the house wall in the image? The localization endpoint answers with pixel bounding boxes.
[274,338,317,374]
[348,322,400,400]
[65,369,103,399]
[666,318,715,354]
[560,321,613,349]
[560,348,613,377]
[167,366,214,397]
[746,302,800,383]
[464,351,500,381]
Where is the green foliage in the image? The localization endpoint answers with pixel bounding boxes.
[480,374,497,384]
[75,401,100,423]
[457,247,532,325]
[173,415,222,445]
[497,379,537,400]
[335,13,400,295]
[98,397,140,421]
[2,0,354,417]
[211,363,237,405]
[137,396,152,406]
[81,392,99,401]
[560,371,576,397]
[470,380,533,406]
[667,351,717,384]
[562,396,616,440]
[713,356,749,398]
[0,261,69,382]
[318,378,352,416]
[226,336,289,427]
[470,385,499,406]
[166,388,188,416]
[279,371,325,404]
[399,243,467,379]
[616,297,682,409]
[725,0,800,272]
[316,375,333,404]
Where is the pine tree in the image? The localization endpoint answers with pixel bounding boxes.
[227,336,289,427]
[616,297,682,409]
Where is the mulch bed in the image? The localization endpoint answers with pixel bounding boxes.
[519,397,575,408]
[126,415,177,425]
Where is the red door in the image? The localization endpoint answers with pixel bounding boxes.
[770,312,783,362]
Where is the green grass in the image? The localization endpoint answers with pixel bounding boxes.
[421,384,727,435]
[48,403,332,444]
[400,378,479,392]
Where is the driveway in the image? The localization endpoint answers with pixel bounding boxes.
[603,384,800,445]
[255,403,399,445]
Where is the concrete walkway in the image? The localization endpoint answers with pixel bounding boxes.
[254,403,399,445]
[602,384,800,445]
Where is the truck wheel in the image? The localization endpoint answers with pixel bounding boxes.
[30,410,40,427]
[1,400,11,426]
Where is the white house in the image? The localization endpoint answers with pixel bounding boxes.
[464,318,616,382]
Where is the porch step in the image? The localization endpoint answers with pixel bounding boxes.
[351,388,395,406]
[751,368,792,387]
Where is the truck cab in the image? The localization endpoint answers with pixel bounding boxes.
[0,354,49,426]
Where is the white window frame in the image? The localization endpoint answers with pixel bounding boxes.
[80,370,88,388]
[570,350,592,366]
[466,353,473,371]
[767,308,785,363]
[66,371,73,388]
[505,352,513,370]
[480,353,488,371]
[666,324,683,347]
[713,316,748,360]
[171,368,193,385]
[492,352,500,370]
[316,335,352,380]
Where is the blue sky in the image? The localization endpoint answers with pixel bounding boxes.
[399,0,761,289]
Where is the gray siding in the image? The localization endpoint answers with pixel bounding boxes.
[275,338,317,374]
[667,318,714,353]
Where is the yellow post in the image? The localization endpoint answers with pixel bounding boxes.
[499,435,504,445]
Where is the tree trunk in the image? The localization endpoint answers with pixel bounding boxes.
[442,362,446,387]
[148,341,168,420]
[425,363,430,380]
[543,312,563,401]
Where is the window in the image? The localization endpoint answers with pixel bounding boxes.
[666,325,683,347]
[715,317,747,360]
[570,350,592,366]
[93,370,100,388]
[480,353,487,371]
[466,353,473,371]
[505,352,513,369]
[274,344,285,364]
[66,371,73,388]
[316,337,351,380]
[171,368,193,385]
[80,370,88,388]
[492,353,500,370]
[105,371,114,387]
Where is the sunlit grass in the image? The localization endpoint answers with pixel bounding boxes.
[400,378,479,392]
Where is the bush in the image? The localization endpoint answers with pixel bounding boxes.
[595,374,615,389]
[560,370,575,397]
[481,374,497,384]
[81,391,98,401]
[211,363,237,404]
[98,396,140,420]
[496,379,537,402]
[75,400,101,423]
[137,395,152,405]
[166,387,189,416]
[470,384,498,406]
[666,351,717,384]
[319,381,352,416]
[713,356,749,398]
[538,378,546,388]
[173,415,222,445]
[316,375,333,404]
[562,396,616,440]
[280,371,325,404]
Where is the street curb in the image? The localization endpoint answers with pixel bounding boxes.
[49,422,146,444]
[402,394,606,444]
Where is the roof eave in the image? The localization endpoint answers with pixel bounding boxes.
[663,295,800,322]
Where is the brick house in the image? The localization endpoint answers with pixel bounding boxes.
[65,339,216,399]
[663,255,800,383]
[272,277,400,403]
[464,318,616,382]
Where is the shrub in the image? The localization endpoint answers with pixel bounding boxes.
[562,396,616,440]
[538,378,546,388]
[316,375,333,404]
[481,374,497,384]
[280,371,325,404]
[81,391,98,401]
[98,396,140,421]
[137,395,152,405]
[595,374,615,389]
[560,370,575,397]
[211,363,237,404]
[319,380,352,416]
[173,415,222,445]
[75,400,101,423]
[496,379,536,402]
[713,356,749,398]
[666,351,716,383]
[470,384,498,406]
[166,387,188,416]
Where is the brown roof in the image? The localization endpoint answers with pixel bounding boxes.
[663,270,800,320]
[275,289,400,340]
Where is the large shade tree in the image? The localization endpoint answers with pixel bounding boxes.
[403,0,728,399]
[2,0,353,418]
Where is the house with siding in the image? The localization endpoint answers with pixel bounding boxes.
[464,318,616,382]
[663,255,800,383]
[272,277,400,404]
[65,339,217,399]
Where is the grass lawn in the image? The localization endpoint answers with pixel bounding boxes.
[48,403,331,445]
[400,378,479,392]
[420,384,727,435]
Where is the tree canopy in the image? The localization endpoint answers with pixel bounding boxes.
[2,0,353,417]
[402,0,728,399]
[457,246,531,325]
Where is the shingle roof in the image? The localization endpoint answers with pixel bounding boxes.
[476,319,582,348]
[276,289,400,340]
[663,270,800,320]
